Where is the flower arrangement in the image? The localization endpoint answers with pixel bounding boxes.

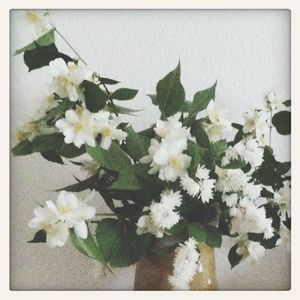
[12,11,291,290]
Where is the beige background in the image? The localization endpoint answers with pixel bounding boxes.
[10,10,291,290]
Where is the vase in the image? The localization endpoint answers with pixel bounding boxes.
[134,242,217,290]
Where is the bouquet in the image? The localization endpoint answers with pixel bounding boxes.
[12,11,291,290]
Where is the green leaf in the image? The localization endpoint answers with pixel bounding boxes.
[188,223,207,242]
[23,43,73,71]
[156,62,185,118]
[190,121,210,148]
[111,88,138,100]
[272,111,291,135]
[32,133,64,153]
[283,100,291,107]
[187,141,207,173]
[99,77,119,85]
[82,80,108,113]
[206,225,222,248]
[106,103,142,115]
[58,143,86,158]
[86,142,131,172]
[165,220,188,235]
[148,94,158,106]
[210,139,228,164]
[27,230,46,243]
[95,218,150,267]
[69,228,90,258]
[56,173,99,192]
[15,29,55,55]
[125,126,150,161]
[41,150,64,164]
[184,82,217,127]
[12,140,33,156]
[42,100,75,124]
[228,244,242,268]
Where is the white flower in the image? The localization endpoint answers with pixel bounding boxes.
[203,101,232,142]
[180,165,215,203]
[243,110,269,146]
[93,111,127,150]
[222,138,263,170]
[22,10,52,36]
[49,58,92,102]
[264,92,285,112]
[243,182,262,200]
[47,191,96,239]
[154,114,191,142]
[222,193,238,207]
[28,205,69,248]
[56,107,96,148]
[169,238,200,290]
[136,190,182,238]
[276,222,291,248]
[229,198,274,239]
[141,138,191,182]
[274,181,291,220]
[236,237,265,263]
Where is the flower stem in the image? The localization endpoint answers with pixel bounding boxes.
[269,110,273,147]
[54,28,87,65]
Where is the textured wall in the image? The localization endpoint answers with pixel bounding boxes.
[10,10,291,290]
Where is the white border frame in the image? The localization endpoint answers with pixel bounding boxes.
[1,0,299,299]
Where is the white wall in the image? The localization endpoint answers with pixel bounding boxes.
[10,10,291,290]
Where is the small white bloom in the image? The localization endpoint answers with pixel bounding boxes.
[136,190,182,238]
[141,138,191,182]
[154,114,191,142]
[203,101,232,142]
[243,182,262,200]
[93,111,127,150]
[56,107,96,148]
[243,110,269,146]
[28,205,69,248]
[180,175,200,197]
[236,237,265,264]
[47,191,96,239]
[22,10,52,36]
[274,181,291,220]
[49,58,92,102]
[264,92,285,112]
[276,222,291,249]
[222,193,238,207]
[169,238,200,290]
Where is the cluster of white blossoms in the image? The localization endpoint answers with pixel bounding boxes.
[203,101,232,142]
[136,190,182,238]
[29,191,96,248]
[221,138,264,171]
[236,235,265,264]
[168,237,202,290]
[274,181,291,221]
[264,92,285,112]
[56,107,127,149]
[140,115,192,182]
[180,165,216,203]
[49,58,93,102]
[229,198,274,239]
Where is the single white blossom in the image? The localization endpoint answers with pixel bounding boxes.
[56,107,96,148]
[274,181,291,220]
[141,138,191,182]
[22,10,52,37]
[47,191,96,239]
[236,236,265,263]
[264,92,285,112]
[154,114,191,142]
[169,238,200,290]
[203,101,232,142]
[136,190,182,238]
[243,110,269,146]
[28,205,69,248]
[93,111,127,150]
[49,58,92,102]
[222,193,238,207]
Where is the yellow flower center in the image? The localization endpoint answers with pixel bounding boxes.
[42,223,57,235]
[58,205,71,214]
[74,122,84,132]
[27,12,40,23]
[169,156,183,170]
[102,127,112,137]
